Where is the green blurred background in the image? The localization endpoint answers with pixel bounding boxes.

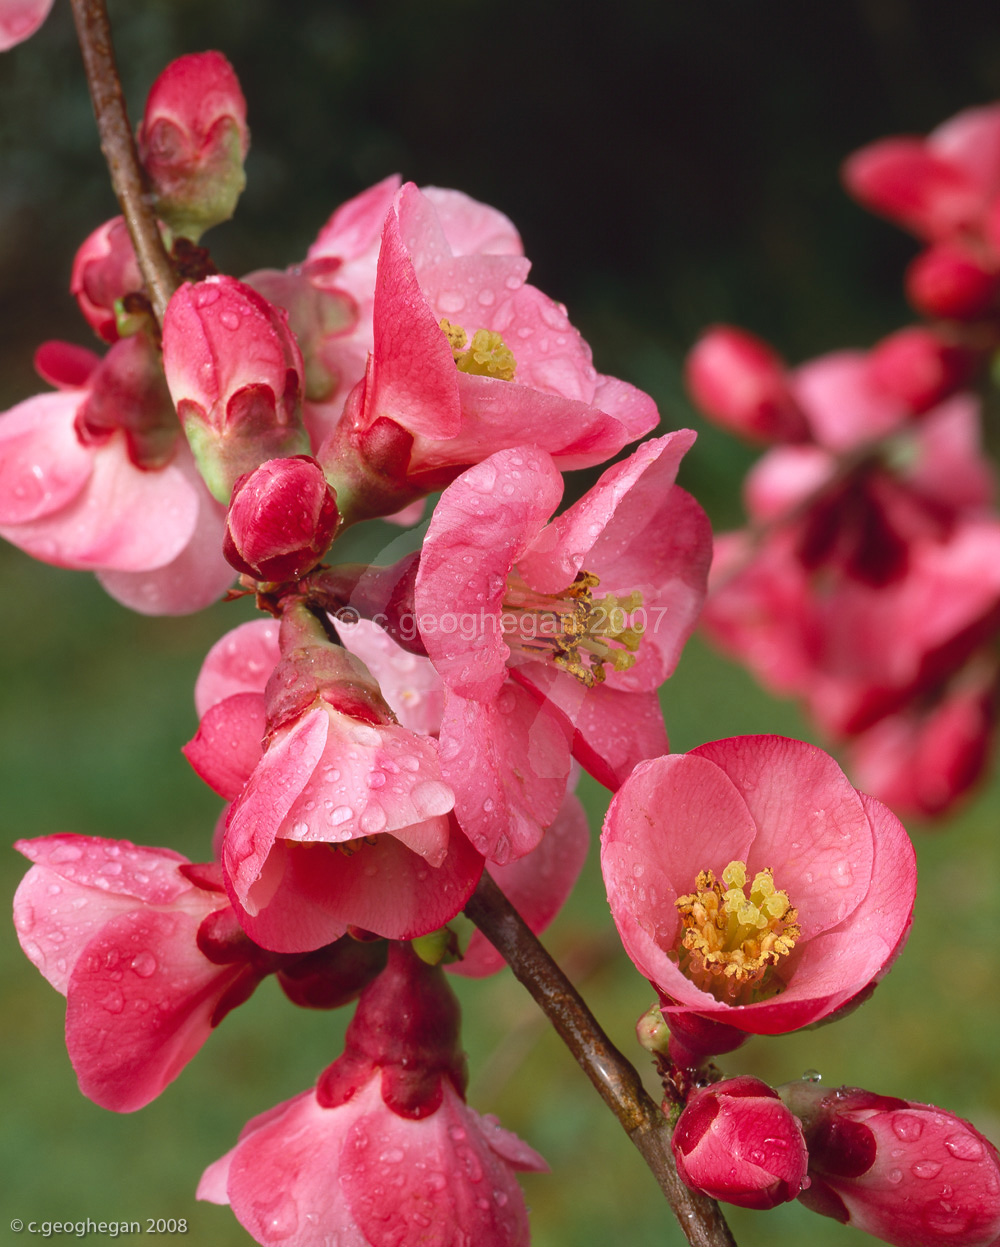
[2,2,1000,1244]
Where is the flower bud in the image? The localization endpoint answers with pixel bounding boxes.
[781,1081,1000,1247]
[69,217,145,343]
[905,242,1000,322]
[672,1077,808,1210]
[162,275,310,501]
[685,325,809,444]
[136,51,248,242]
[222,455,339,582]
[867,326,979,415]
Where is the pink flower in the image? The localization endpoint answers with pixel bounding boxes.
[601,736,916,1052]
[184,607,482,952]
[162,275,310,502]
[783,1082,1000,1247]
[412,433,711,862]
[70,217,146,344]
[0,336,232,614]
[318,182,660,522]
[843,105,1000,321]
[199,943,547,1247]
[12,836,260,1111]
[0,0,53,50]
[672,1076,808,1210]
[223,455,340,582]
[136,51,249,242]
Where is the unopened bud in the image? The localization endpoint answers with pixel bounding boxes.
[685,325,809,443]
[905,242,1000,322]
[867,326,979,414]
[162,276,309,501]
[137,51,248,241]
[672,1077,808,1210]
[223,456,339,582]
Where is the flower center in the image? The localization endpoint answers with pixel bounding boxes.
[501,568,644,688]
[671,859,800,1006]
[440,319,517,381]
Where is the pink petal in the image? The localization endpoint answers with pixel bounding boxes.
[223,709,330,910]
[930,103,1000,198]
[0,0,54,50]
[510,662,668,791]
[421,185,524,256]
[34,341,102,389]
[600,754,759,1000]
[65,904,240,1112]
[343,1081,539,1247]
[223,1082,373,1245]
[337,617,445,736]
[230,829,483,952]
[439,685,572,864]
[183,692,267,800]
[452,790,589,977]
[690,736,874,939]
[194,619,281,716]
[307,175,401,266]
[0,391,93,524]
[14,835,191,994]
[415,447,564,702]
[791,352,906,451]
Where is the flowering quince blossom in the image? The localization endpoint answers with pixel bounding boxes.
[601,736,916,1057]
[671,1076,808,1210]
[184,605,483,953]
[411,431,711,863]
[781,1081,1000,1247]
[12,835,259,1112]
[199,944,547,1247]
[843,103,1000,320]
[316,181,661,521]
[70,216,147,344]
[0,335,233,614]
[0,0,53,50]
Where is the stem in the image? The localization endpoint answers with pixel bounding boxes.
[464,873,737,1247]
[69,0,178,326]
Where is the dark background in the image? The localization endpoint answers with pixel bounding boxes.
[2,2,1000,1244]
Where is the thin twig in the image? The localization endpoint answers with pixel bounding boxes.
[464,872,737,1247]
[69,0,178,325]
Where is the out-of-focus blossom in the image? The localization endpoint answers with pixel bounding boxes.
[136,51,249,242]
[782,1081,1000,1247]
[672,1076,808,1209]
[601,736,916,1060]
[199,942,547,1247]
[0,0,53,51]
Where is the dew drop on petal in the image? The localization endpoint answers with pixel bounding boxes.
[943,1132,985,1161]
[892,1114,924,1142]
[131,951,157,978]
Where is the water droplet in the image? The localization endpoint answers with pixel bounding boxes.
[477,289,495,307]
[379,1148,404,1164]
[49,843,83,864]
[100,987,125,1014]
[801,1069,822,1083]
[438,292,466,314]
[944,1132,985,1161]
[470,463,497,493]
[887,1168,903,1184]
[220,310,240,330]
[329,806,353,825]
[892,1114,924,1142]
[360,805,387,834]
[367,771,387,789]
[131,951,157,978]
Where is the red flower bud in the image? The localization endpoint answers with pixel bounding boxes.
[783,1082,1000,1247]
[672,1077,808,1210]
[137,51,248,241]
[162,276,309,501]
[223,456,339,582]
[867,326,979,415]
[685,325,809,443]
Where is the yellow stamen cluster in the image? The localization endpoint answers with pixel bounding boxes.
[673,859,799,1006]
[503,569,645,688]
[440,319,517,381]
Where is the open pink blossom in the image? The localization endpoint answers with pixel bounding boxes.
[184,607,482,952]
[412,434,710,862]
[0,0,53,50]
[317,182,660,522]
[782,1082,1000,1247]
[13,836,260,1111]
[199,943,546,1247]
[0,337,232,614]
[672,1077,808,1210]
[601,736,916,1048]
